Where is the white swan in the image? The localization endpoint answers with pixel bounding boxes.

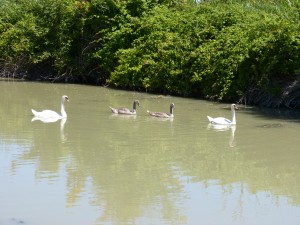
[31,95,69,121]
[109,100,140,115]
[147,103,174,118]
[207,104,238,125]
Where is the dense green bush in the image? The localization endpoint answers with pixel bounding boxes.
[190,5,300,100]
[1,0,300,106]
[0,0,78,79]
[109,1,300,103]
[109,6,194,95]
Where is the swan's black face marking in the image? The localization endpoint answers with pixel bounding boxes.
[64,96,69,102]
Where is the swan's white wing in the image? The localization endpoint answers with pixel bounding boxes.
[208,116,232,125]
[31,109,61,119]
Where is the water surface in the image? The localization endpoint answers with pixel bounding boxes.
[0,81,300,225]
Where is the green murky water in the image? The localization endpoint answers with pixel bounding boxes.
[0,80,300,225]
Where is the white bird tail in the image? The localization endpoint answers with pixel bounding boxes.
[31,109,39,117]
[110,107,118,114]
[207,116,213,123]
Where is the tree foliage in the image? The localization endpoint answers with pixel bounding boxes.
[1,0,300,106]
[110,2,300,103]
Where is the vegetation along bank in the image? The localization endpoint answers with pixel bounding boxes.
[1,0,300,108]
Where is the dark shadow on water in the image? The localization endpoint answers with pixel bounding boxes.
[237,104,300,122]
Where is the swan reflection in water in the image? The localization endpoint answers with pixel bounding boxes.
[109,113,137,120]
[207,123,236,147]
[145,116,174,134]
[146,116,174,127]
[60,118,67,143]
[31,117,67,143]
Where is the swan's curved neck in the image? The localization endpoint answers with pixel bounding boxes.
[61,100,67,118]
[231,107,236,124]
[133,101,137,112]
[170,105,174,115]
